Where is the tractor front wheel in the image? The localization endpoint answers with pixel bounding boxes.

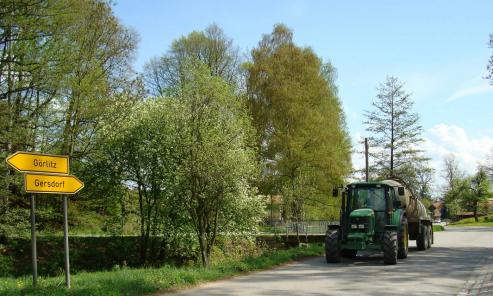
[325,231,340,263]
[383,230,398,265]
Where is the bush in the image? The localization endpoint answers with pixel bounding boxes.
[2,235,199,277]
[0,247,14,277]
[1,234,284,277]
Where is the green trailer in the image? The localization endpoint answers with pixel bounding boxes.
[325,177,433,265]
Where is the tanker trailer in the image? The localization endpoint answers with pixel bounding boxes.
[325,177,433,265]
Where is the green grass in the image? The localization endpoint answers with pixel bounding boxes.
[449,214,493,227]
[0,244,324,296]
[432,224,445,232]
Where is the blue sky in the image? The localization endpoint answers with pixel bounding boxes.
[113,1,493,188]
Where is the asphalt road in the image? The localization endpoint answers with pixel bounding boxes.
[169,226,493,296]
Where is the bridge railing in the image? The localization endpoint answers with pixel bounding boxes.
[260,220,337,235]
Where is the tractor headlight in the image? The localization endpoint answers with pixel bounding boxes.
[351,224,357,229]
[358,224,365,229]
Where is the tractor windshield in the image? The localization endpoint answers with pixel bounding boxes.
[350,187,386,211]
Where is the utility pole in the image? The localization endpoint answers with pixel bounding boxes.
[365,138,369,182]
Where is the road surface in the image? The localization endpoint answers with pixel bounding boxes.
[169,226,493,296]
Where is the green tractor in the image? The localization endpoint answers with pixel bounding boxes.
[325,177,433,265]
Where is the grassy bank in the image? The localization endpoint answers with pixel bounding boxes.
[449,214,493,227]
[0,243,323,296]
[432,224,445,232]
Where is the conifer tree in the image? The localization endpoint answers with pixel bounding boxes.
[363,76,426,180]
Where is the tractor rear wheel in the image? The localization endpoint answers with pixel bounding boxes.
[383,230,397,265]
[397,220,409,259]
[416,223,426,250]
[341,249,357,258]
[325,231,340,263]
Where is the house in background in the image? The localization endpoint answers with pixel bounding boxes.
[431,200,445,221]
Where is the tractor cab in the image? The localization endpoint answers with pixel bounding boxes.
[347,184,398,233]
[341,183,398,250]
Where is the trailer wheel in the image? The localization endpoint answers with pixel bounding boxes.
[426,225,432,249]
[431,225,434,245]
[416,223,426,251]
[383,230,397,265]
[325,231,340,263]
[397,219,409,259]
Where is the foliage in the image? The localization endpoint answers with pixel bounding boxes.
[96,59,264,267]
[444,177,471,218]
[2,5,351,273]
[444,167,492,221]
[171,60,263,266]
[143,24,240,96]
[1,235,199,277]
[245,24,351,227]
[0,244,324,296]
[465,167,491,221]
[0,0,139,237]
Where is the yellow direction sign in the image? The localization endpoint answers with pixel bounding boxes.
[25,173,84,195]
[6,152,69,175]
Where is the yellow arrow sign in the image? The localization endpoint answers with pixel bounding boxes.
[25,173,84,195]
[6,151,69,174]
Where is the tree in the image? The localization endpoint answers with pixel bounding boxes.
[444,177,469,219]
[246,24,351,236]
[415,163,435,199]
[172,60,263,267]
[364,76,426,178]
[57,0,137,158]
[442,154,465,190]
[466,167,491,222]
[96,98,185,263]
[143,24,240,96]
[441,154,467,218]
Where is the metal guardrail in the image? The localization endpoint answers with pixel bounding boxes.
[261,220,336,235]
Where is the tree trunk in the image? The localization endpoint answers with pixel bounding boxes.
[157,233,168,262]
[198,230,209,267]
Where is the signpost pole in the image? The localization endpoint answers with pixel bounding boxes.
[62,194,71,288]
[30,194,38,287]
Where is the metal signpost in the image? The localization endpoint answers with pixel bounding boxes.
[6,152,83,288]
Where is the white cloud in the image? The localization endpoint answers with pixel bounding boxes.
[423,124,493,175]
[445,77,493,103]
